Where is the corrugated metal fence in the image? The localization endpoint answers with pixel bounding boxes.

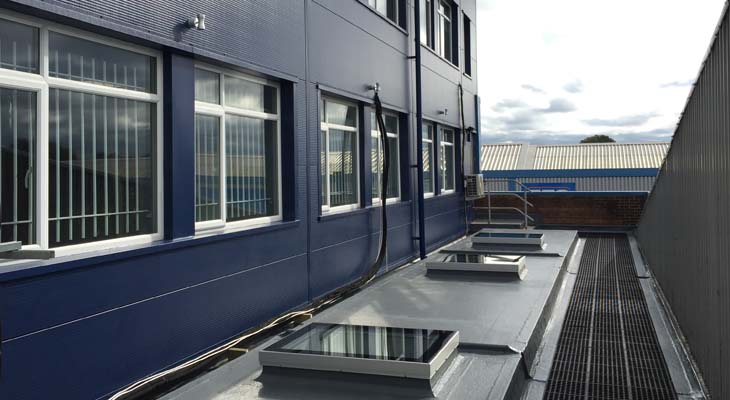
[637,3,730,399]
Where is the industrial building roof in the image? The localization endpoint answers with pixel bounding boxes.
[480,142,670,171]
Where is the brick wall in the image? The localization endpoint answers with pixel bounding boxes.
[475,193,647,227]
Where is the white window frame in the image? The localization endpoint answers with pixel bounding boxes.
[436,0,452,61]
[321,97,360,215]
[423,124,435,198]
[371,111,400,206]
[193,63,282,235]
[0,11,164,257]
[439,127,455,195]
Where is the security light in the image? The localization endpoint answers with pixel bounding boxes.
[187,14,206,30]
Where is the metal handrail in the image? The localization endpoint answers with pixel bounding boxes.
[482,178,534,228]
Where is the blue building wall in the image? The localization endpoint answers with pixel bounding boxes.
[0,1,478,398]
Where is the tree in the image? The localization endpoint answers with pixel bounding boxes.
[580,134,616,144]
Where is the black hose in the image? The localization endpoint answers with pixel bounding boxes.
[458,83,469,234]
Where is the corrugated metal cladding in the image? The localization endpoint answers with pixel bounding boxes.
[638,4,730,400]
[480,142,669,171]
[485,176,656,192]
[480,143,521,170]
[533,143,669,170]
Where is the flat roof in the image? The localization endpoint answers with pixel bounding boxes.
[161,229,578,400]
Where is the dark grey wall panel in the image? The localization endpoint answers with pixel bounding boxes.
[422,67,461,125]
[637,5,730,400]
[8,0,307,79]
[308,1,410,109]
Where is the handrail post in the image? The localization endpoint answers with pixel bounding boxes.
[487,179,492,224]
[523,184,528,229]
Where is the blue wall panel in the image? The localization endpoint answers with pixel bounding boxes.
[2,254,309,400]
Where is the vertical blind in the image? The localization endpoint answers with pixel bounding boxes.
[321,99,358,209]
[225,115,278,221]
[0,88,36,245]
[48,32,156,93]
[45,31,157,247]
[440,129,454,191]
[328,129,357,207]
[0,18,38,73]
[194,115,220,222]
[371,113,399,200]
[422,125,434,193]
[49,89,156,246]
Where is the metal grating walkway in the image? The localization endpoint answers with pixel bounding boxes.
[544,234,676,400]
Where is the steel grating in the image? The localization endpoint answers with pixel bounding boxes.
[544,234,676,400]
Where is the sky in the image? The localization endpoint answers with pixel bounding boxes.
[476,0,727,145]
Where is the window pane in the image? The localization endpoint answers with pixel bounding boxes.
[387,136,399,198]
[326,101,357,127]
[195,69,220,104]
[224,75,277,113]
[329,129,357,207]
[387,0,398,22]
[49,32,156,93]
[0,88,36,245]
[441,143,454,191]
[423,141,434,194]
[195,115,221,222]
[419,0,428,44]
[464,15,472,75]
[385,115,398,134]
[225,115,278,221]
[0,18,39,73]
[49,89,156,246]
[443,131,454,143]
[321,130,328,206]
[371,135,380,199]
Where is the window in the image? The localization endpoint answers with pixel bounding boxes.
[422,124,435,196]
[420,0,434,48]
[371,112,399,204]
[368,0,398,25]
[436,1,453,62]
[0,15,162,252]
[321,97,359,213]
[463,14,472,76]
[194,66,280,231]
[439,127,455,193]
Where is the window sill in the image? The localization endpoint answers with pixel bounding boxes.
[371,197,401,207]
[358,0,408,35]
[195,216,284,238]
[319,206,368,222]
[0,220,301,283]
[421,44,461,72]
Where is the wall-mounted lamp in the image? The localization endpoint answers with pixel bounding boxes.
[368,82,381,94]
[187,14,206,30]
[438,108,449,116]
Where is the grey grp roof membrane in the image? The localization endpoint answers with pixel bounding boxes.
[161,230,578,400]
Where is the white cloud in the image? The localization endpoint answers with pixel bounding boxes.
[477,0,725,144]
